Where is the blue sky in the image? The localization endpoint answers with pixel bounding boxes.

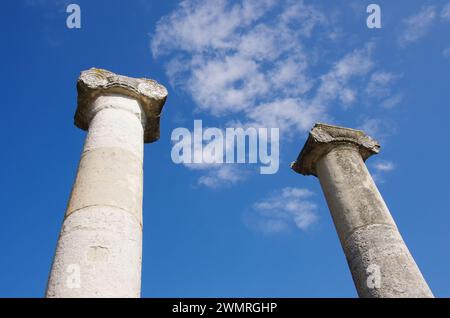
[1,0,449,297]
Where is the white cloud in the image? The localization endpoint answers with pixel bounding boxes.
[381,93,404,109]
[246,98,325,136]
[152,1,394,133]
[188,54,270,114]
[365,72,403,108]
[248,187,318,234]
[358,118,397,142]
[373,161,395,172]
[371,160,396,184]
[442,3,450,20]
[366,72,400,99]
[197,165,246,189]
[151,0,271,56]
[151,0,331,121]
[240,45,376,134]
[443,47,450,59]
[313,44,374,109]
[153,1,401,187]
[398,6,437,46]
[175,127,249,188]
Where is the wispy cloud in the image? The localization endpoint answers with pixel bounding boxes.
[365,72,399,97]
[151,1,399,134]
[440,2,450,58]
[239,44,378,137]
[173,124,250,188]
[381,94,404,109]
[315,44,375,109]
[197,165,246,189]
[371,160,396,184]
[153,0,401,187]
[374,161,395,172]
[358,117,397,142]
[365,71,403,109]
[442,2,450,21]
[152,0,327,119]
[398,6,437,47]
[443,47,450,59]
[246,187,318,234]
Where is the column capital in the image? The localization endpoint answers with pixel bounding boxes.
[291,123,380,176]
[75,68,168,143]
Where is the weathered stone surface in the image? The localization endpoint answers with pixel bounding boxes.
[83,96,144,159]
[316,147,394,241]
[291,123,380,176]
[47,70,166,298]
[46,206,142,298]
[291,123,433,298]
[75,68,168,143]
[65,147,143,224]
[344,224,432,298]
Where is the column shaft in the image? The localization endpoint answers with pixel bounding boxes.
[316,145,433,297]
[46,96,144,297]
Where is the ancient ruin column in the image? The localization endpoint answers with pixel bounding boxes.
[291,123,433,298]
[46,68,168,298]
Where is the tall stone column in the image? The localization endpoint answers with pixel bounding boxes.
[46,68,168,298]
[291,123,433,298]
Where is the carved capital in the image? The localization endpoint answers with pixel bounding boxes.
[75,68,168,143]
[291,123,380,176]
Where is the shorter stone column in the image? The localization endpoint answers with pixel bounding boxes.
[291,123,433,298]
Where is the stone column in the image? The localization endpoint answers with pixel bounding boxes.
[46,68,168,298]
[291,123,433,298]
